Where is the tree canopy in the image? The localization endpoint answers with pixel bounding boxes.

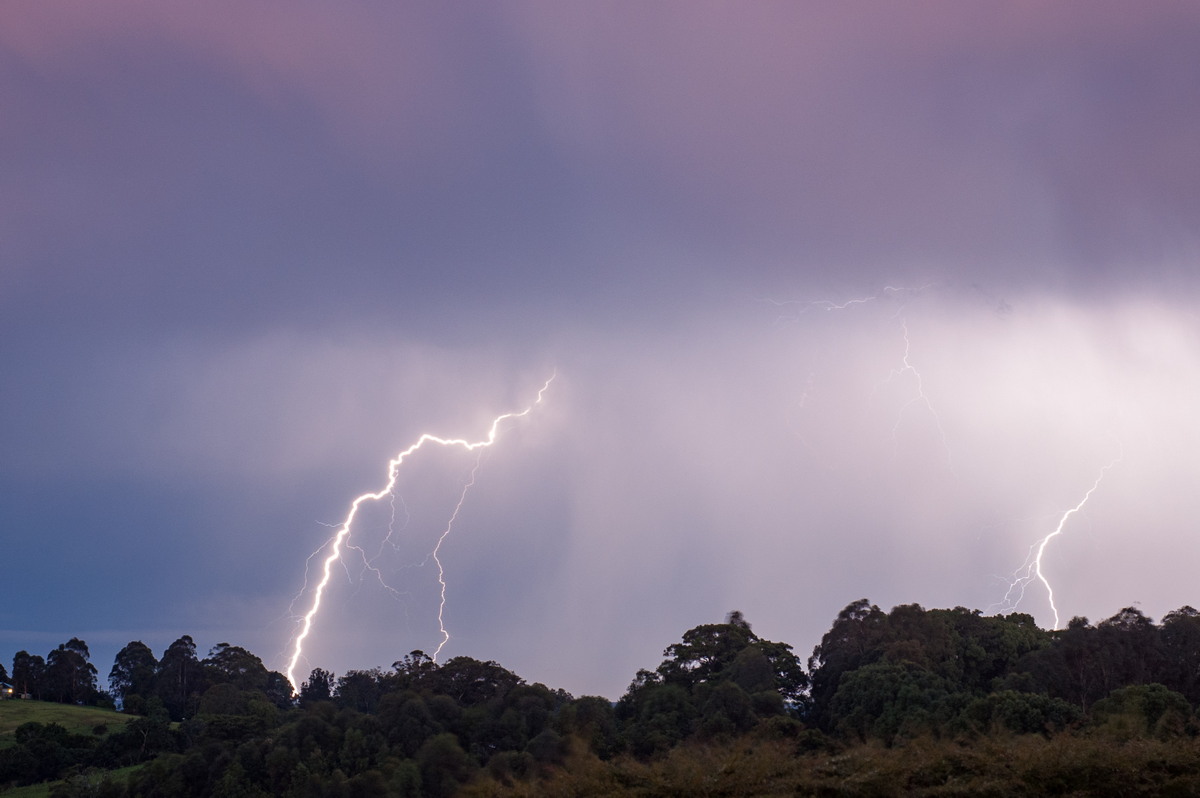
[8,601,1200,795]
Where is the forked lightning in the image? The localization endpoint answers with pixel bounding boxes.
[997,451,1122,628]
[284,375,554,689]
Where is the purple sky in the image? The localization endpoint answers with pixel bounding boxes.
[3,2,1200,699]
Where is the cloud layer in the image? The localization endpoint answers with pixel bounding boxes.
[2,3,1199,698]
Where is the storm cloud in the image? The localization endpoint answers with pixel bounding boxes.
[2,2,1198,698]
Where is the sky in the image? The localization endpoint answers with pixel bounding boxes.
[3,2,1200,701]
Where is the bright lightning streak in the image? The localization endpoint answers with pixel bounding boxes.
[430,456,483,660]
[998,450,1122,629]
[284,375,554,690]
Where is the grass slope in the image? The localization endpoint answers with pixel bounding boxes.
[0,700,130,747]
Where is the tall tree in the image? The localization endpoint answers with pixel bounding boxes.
[1095,606,1161,690]
[335,668,386,713]
[808,599,888,726]
[110,641,159,707]
[45,638,98,704]
[11,651,44,699]
[263,670,295,709]
[1159,606,1200,704]
[620,611,807,753]
[658,611,807,705]
[299,667,334,706]
[156,635,206,720]
[203,642,269,691]
[428,657,523,706]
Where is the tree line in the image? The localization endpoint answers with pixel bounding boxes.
[5,600,1200,795]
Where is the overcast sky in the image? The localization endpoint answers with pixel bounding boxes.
[3,2,1200,700]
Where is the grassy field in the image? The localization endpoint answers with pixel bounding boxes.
[0,764,145,798]
[0,699,131,747]
[0,780,51,798]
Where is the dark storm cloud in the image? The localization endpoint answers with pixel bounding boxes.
[3,3,1199,698]
[505,2,1200,293]
[6,1,1197,334]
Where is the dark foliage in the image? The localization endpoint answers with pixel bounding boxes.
[9,601,1200,795]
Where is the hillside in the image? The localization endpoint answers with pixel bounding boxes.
[0,700,130,747]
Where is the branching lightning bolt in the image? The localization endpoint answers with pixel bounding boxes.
[770,284,952,469]
[284,375,554,689]
[430,456,483,660]
[997,449,1122,629]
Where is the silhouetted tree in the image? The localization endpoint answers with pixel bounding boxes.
[45,638,97,704]
[1095,606,1161,690]
[336,668,385,713]
[156,635,205,720]
[658,611,807,705]
[619,611,806,754]
[1159,605,1200,704]
[203,642,269,691]
[429,657,522,706]
[109,641,158,708]
[263,670,295,709]
[300,667,335,706]
[808,599,888,726]
[11,651,44,699]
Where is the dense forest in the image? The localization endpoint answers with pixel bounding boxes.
[5,600,1200,796]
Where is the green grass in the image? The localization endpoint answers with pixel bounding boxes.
[0,704,142,796]
[0,764,146,798]
[0,781,51,798]
[0,699,131,747]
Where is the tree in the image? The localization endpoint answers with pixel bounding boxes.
[1159,606,1200,704]
[828,660,956,743]
[936,608,1047,693]
[621,682,696,756]
[263,670,295,709]
[657,611,807,705]
[416,733,474,798]
[429,657,523,706]
[45,639,98,704]
[618,612,807,755]
[557,695,621,759]
[808,599,888,727]
[299,668,334,706]
[392,650,437,691]
[12,651,45,699]
[1095,606,1161,690]
[1018,614,1129,710]
[109,641,158,707]
[960,690,1082,736]
[336,668,385,713]
[203,642,269,691]
[1089,683,1192,740]
[379,692,443,757]
[156,635,206,720]
[809,601,1052,730]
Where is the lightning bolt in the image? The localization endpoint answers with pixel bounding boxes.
[770,284,952,468]
[881,318,953,469]
[765,285,914,323]
[996,450,1122,628]
[430,456,483,660]
[284,375,554,689]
